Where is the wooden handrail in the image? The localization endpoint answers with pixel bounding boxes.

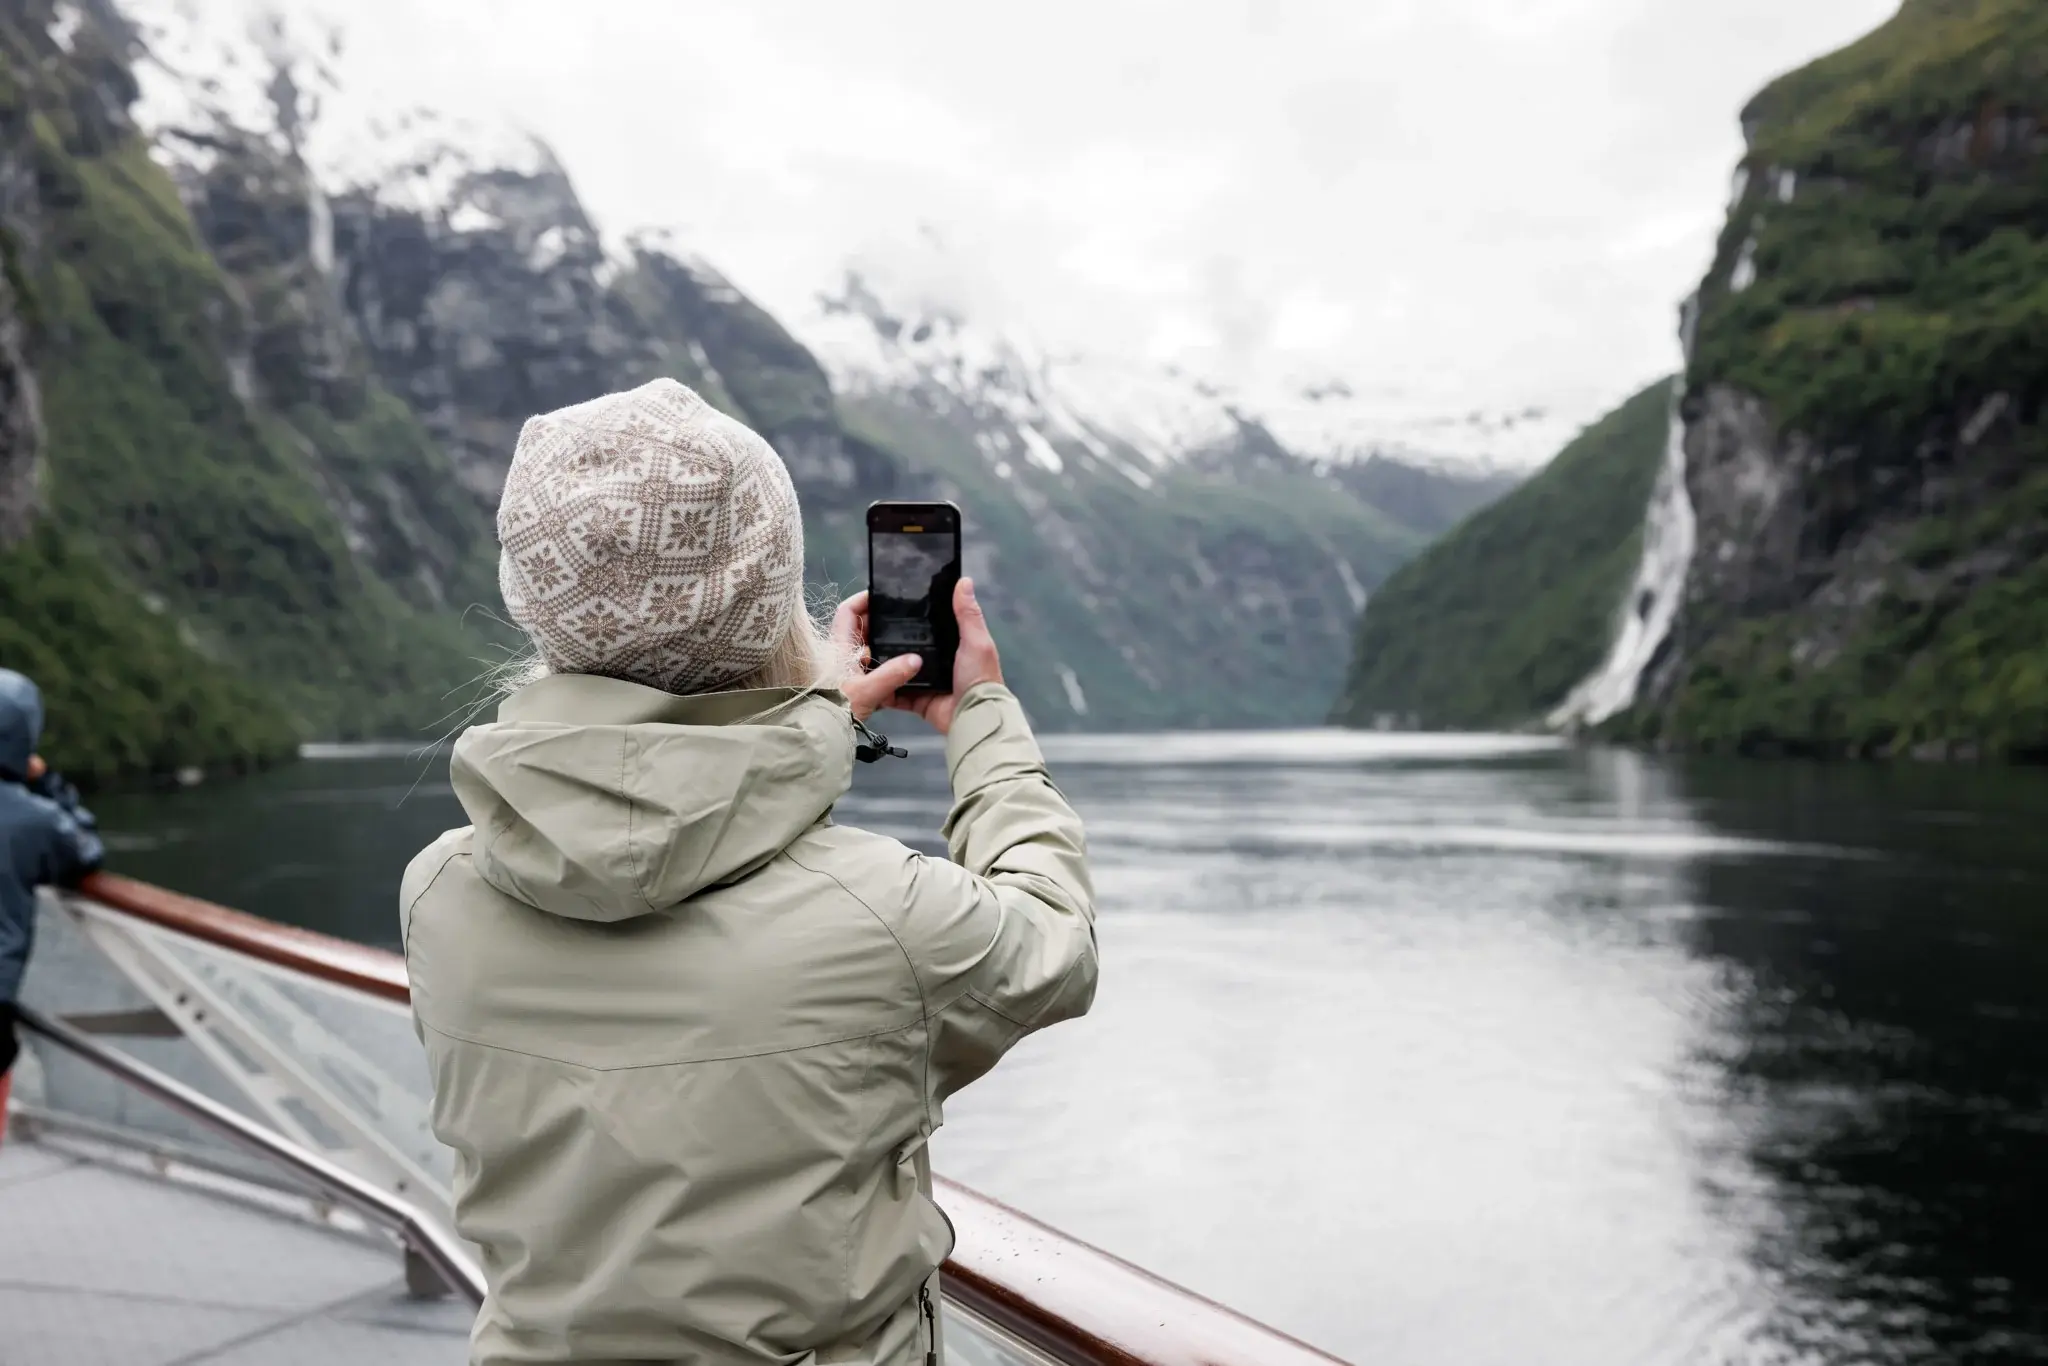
[935,1178,1347,1366]
[67,871,1349,1366]
[77,872,411,1004]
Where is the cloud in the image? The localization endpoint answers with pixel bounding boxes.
[261,0,1899,462]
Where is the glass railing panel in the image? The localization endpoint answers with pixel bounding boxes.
[142,922,450,1189]
[18,893,271,1176]
[943,1299,1072,1366]
[20,892,451,1201]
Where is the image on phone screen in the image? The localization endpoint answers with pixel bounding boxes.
[868,504,960,692]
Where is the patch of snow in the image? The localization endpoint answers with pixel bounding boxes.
[447,202,501,234]
[48,2,83,52]
[307,180,334,273]
[797,260,1563,475]
[1056,664,1089,716]
[1774,169,1798,203]
[685,340,728,400]
[529,224,572,271]
[1016,425,1065,475]
[1334,557,1368,612]
[1730,236,1759,293]
[594,250,630,290]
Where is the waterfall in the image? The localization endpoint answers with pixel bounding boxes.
[1548,296,1701,729]
[307,179,335,275]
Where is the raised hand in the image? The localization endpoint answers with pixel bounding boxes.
[894,578,1002,737]
[832,590,923,722]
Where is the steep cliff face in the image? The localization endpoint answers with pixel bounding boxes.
[0,0,52,544]
[133,16,908,567]
[1333,0,2048,758]
[0,189,40,548]
[1625,0,2048,759]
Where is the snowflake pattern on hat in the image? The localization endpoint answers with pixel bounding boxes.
[497,378,806,694]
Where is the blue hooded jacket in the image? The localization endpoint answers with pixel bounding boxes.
[1,669,105,1005]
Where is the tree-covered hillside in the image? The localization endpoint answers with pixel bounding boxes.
[1329,379,1672,731]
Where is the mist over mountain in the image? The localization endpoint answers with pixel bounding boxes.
[0,0,1517,777]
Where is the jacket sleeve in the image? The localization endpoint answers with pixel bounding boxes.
[899,684,1097,1105]
[32,772,105,886]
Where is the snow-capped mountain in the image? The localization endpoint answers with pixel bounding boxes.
[76,0,1522,732]
[123,0,1564,481]
[797,251,1562,482]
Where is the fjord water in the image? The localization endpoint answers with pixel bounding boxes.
[86,733,2048,1366]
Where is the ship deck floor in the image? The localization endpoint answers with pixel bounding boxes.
[0,1133,471,1366]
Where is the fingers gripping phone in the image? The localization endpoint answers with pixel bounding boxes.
[866,501,961,693]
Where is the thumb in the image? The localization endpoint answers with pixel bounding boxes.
[872,652,922,690]
[956,577,987,634]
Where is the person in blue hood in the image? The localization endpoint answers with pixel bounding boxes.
[1,668,105,1140]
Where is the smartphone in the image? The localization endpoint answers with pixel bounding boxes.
[866,501,961,693]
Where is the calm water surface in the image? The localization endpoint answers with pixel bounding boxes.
[84,731,2048,1365]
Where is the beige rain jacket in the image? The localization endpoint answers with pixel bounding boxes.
[401,677,1097,1366]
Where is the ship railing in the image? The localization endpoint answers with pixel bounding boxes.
[13,1001,485,1303]
[15,870,1349,1366]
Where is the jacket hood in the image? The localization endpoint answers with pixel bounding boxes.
[449,674,856,922]
[0,669,43,781]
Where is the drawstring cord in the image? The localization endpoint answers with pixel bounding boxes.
[853,716,908,763]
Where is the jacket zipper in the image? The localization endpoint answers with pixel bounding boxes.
[923,1198,955,1366]
[919,1282,939,1366]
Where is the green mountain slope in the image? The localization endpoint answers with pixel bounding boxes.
[1329,379,1672,730]
[843,395,1429,730]
[0,523,299,777]
[2,1,491,782]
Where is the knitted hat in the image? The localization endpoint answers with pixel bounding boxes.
[496,379,805,694]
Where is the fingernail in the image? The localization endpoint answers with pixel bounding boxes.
[962,579,976,602]
[902,654,921,671]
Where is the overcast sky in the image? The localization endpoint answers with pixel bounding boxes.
[269,0,1897,461]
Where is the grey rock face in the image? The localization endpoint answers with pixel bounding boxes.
[1679,385,1808,619]
[325,165,894,518]
[1645,374,2034,706]
[0,4,53,548]
[607,247,894,506]
[0,261,44,549]
[331,159,627,505]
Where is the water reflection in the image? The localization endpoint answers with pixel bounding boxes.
[67,732,2048,1365]
[1674,762,2048,1364]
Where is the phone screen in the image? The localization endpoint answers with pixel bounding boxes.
[867,503,961,692]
